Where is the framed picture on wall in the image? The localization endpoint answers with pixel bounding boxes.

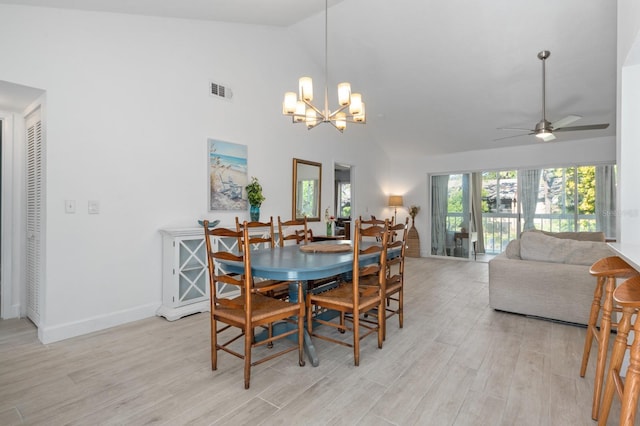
[208,139,248,211]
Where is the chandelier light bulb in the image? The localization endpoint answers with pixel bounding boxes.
[354,102,366,122]
[294,101,306,122]
[336,112,347,130]
[283,92,297,115]
[349,93,362,115]
[306,109,318,128]
[338,82,351,106]
[299,77,313,102]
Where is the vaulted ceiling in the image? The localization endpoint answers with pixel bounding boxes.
[0,0,617,156]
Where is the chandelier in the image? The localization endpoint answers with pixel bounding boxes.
[281,0,366,132]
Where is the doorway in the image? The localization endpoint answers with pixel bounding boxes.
[334,163,353,239]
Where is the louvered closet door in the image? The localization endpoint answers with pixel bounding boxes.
[26,108,42,325]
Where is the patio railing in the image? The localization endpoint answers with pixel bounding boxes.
[446,213,598,254]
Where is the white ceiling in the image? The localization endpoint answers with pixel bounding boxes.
[0,0,617,156]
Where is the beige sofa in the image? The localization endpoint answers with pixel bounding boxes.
[488,230,613,325]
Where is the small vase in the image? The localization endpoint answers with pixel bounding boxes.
[326,221,332,236]
[250,205,260,222]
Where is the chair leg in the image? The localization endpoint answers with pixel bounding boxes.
[298,284,305,367]
[398,286,404,329]
[598,306,633,426]
[377,298,384,349]
[244,327,252,389]
[620,316,640,426]
[306,294,313,334]
[592,276,616,420]
[353,309,360,366]
[211,316,217,371]
[581,276,604,377]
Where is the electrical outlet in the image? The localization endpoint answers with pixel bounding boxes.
[65,200,76,214]
[88,200,100,214]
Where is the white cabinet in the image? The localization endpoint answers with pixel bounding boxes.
[157,226,277,321]
[157,227,242,321]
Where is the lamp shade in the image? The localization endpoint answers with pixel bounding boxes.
[388,195,404,207]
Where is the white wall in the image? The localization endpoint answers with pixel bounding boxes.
[618,1,640,244]
[390,136,616,255]
[0,4,390,342]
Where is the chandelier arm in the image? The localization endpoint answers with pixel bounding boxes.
[328,104,350,119]
[327,120,345,133]
[306,120,324,130]
[302,99,325,117]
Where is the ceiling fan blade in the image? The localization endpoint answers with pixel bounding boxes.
[551,114,582,129]
[554,123,610,132]
[540,133,556,142]
[497,127,535,132]
[493,132,534,141]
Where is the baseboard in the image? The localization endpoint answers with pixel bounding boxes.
[38,302,159,344]
[1,303,21,319]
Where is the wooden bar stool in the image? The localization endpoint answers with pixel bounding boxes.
[598,275,640,425]
[580,256,639,420]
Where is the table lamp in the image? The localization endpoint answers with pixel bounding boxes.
[388,195,404,224]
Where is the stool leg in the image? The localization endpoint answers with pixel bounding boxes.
[582,276,605,377]
[620,314,640,426]
[592,276,616,420]
[598,306,633,426]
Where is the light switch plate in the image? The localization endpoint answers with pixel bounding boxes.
[88,200,100,214]
[65,200,76,214]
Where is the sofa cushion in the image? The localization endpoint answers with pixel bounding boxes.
[537,229,605,242]
[504,239,521,259]
[519,231,612,265]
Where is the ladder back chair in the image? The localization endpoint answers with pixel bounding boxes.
[306,218,388,366]
[382,217,409,338]
[203,220,305,389]
[235,216,276,250]
[234,216,289,299]
[278,216,312,246]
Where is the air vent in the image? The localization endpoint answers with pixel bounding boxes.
[210,81,233,101]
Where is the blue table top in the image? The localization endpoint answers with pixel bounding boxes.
[218,241,381,281]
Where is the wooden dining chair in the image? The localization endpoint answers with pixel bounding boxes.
[203,220,305,389]
[306,218,388,366]
[359,215,393,242]
[382,217,409,337]
[277,216,312,246]
[235,216,276,250]
[356,217,406,340]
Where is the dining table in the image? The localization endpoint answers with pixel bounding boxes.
[216,239,387,366]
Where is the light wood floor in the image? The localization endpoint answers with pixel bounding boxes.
[0,258,625,425]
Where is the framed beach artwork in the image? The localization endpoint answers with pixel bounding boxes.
[208,139,248,211]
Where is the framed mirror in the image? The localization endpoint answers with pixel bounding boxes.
[292,158,322,222]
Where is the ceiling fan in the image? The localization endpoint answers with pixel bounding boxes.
[497,50,609,142]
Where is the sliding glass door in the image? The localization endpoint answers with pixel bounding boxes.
[431,173,475,259]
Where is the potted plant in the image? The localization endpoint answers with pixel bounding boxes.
[246,176,266,221]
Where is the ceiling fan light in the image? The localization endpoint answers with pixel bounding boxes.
[349,93,362,115]
[299,77,313,101]
[535,131,550,139]
[338,82,351,106]
[282,92,297,115]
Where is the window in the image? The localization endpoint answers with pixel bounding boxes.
[337,182,351,218]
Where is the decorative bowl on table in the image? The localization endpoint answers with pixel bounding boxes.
[198,219,220,228]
